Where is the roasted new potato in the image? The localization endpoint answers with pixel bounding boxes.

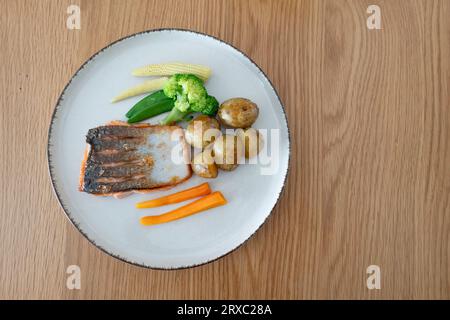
[213,134,244,171]
[191,145,218,178]
[185,115,221,149]
[237,128,264,159]
[218,98,259,128]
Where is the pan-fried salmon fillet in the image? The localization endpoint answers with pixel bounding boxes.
[79,121,192,197]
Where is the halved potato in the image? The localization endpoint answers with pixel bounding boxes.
[185,115,221,149]
[213,134,244,171]
[191,145,218,178]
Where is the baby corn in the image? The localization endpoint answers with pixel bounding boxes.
[132,62,211,81]
[111,77,169,103]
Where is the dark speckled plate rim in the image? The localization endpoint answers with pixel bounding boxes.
[47,28,291,270]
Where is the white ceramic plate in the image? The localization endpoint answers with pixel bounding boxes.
[48,29,290,269]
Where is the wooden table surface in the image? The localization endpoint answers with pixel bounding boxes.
[1,0,449,300]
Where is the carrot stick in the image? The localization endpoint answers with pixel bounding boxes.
[136,183,211,209]
[140,191,227,226]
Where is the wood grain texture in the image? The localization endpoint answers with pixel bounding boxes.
[1,0,449,299]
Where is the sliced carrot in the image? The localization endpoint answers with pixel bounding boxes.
[136,182,211,209]
[140,191,227,226]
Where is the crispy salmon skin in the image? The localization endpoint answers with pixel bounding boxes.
[79,122,191,196]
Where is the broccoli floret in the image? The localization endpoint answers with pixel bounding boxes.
[174,94,191,112]
[161,74,218,124]
[162,74,182,98]
[193,95,218,116]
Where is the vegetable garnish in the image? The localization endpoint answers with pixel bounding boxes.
[160,74,219,125]
[125,90,168,118]
[140,191,227,226]
[127,98,174,123]
[111,77,169,103]
[136,182,211,209]
[132,62,211,81]
[125,90,175,123]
